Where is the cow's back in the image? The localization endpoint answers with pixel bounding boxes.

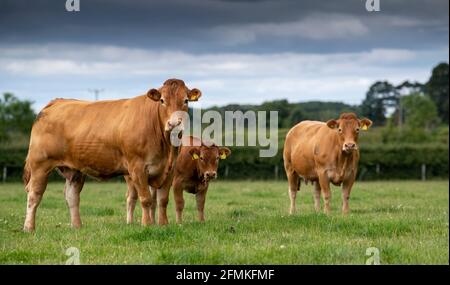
[28,96,150,178]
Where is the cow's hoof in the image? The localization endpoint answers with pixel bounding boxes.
[23,226,34,233]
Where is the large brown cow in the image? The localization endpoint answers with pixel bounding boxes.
[22,79,201,232]
[126,136,231,224]
[283,113,372,215]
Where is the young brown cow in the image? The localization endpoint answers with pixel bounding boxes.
[173,136,231,223]
[283,113,372,215]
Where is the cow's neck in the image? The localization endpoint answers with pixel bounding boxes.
[155,104,171,146]
[338,151,353,170]
[332,134,356,176]
[145,100,179,188]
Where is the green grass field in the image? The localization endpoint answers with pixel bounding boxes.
[0,180,448,264]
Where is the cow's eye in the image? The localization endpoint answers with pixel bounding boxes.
[160,99,165,104]
[184,99,189,104]
[338,128,342,133]
[200,156,204,161]
[356,128,360,133]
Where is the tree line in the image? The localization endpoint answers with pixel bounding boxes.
[203,62,448,131]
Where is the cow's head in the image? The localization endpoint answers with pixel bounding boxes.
[147,79,201,132]
[326,113,372,153]
[189,144,231,183]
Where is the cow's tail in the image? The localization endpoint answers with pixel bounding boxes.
[23,159,31,192]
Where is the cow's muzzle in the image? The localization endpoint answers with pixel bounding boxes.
[202,171,217,182]
[165,118,183,132]
[343,142,358,152]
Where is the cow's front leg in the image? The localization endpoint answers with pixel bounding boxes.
[149,186,157,225]
[195,188,208,222]
[173,182,184,224]
[342,177,355,215]
[313,182,321,213]
[129,165,152,226]
[125,176,138,224]
[318,171,332,215]
[157,187,170,225]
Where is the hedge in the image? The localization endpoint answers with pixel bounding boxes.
[0,143,448,182]
[218,143,449,180]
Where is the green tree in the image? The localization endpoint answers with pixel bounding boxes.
[258,99,290,128]
[426,62,449,124]
[0,93,36,142]
[401,93,439,130]
[286,105,305,126]
[361,81,398,126]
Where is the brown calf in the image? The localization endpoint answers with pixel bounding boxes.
[283,113,372,215]
[126,136,231,224]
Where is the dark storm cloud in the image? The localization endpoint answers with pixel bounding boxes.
[0,0,448,111]
[0,0,448,53]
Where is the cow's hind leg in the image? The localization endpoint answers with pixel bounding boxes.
[62,169,86,228]
[23,164,52,232]
[125,176,138,224]
[287,170,300,215]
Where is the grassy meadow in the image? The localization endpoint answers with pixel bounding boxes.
[0,180,448,264]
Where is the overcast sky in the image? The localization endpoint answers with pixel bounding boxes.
[0,0,448,111]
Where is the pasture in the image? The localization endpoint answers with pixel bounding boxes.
[0,180,448,264]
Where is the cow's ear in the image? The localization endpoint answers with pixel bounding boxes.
[147,89,161,102]
[189,148,200,160]
[359,118,373,131]
[188,88,202,102]
[326,119,339,129]
[219,147,231,160]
